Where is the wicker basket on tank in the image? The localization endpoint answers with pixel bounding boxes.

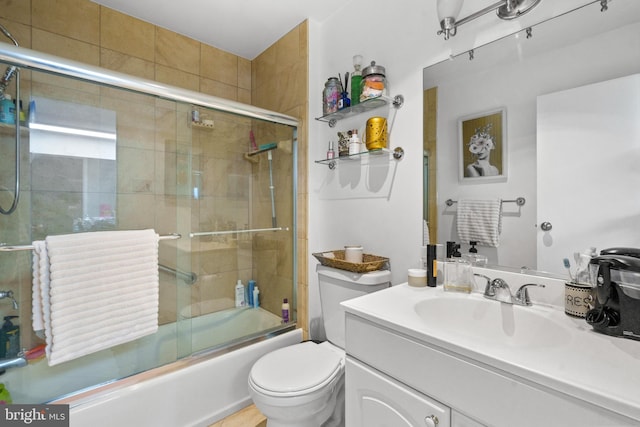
[312,250,390,273]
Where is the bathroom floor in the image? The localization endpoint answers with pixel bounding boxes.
[209,404,266,427]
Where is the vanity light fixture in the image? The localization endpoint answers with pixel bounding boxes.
[437,0,542,40]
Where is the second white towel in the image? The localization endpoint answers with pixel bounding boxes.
[456,199,503,248]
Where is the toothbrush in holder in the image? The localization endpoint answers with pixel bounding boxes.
[563,258,575,283]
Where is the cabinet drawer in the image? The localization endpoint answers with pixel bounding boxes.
[346,357,450,427]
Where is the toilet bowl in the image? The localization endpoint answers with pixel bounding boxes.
[248,266,391,427]
[248,341,345,427]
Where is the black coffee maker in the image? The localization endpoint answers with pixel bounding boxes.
[586,248,640,341]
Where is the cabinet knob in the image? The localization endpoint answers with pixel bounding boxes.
[424,414,439,426]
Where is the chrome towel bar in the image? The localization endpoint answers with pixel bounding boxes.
[0,233,181,252]
[445,197,525,207]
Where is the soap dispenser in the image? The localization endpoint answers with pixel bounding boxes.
[444,242,472,293]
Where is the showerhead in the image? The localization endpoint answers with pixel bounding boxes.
[0,65,17,96]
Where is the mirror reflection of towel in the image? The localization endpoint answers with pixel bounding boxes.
[456,199,502,247]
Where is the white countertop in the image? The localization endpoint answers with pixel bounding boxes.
[342,283,640,422]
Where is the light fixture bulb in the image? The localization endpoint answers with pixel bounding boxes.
[437,0,464,39]
[497,0,541,20]
[437,0,464,21]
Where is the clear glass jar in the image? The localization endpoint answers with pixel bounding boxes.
[323,77,343,115]
[360,61,386,102]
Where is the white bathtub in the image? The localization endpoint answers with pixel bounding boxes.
[4,304,301,425]
[62,329,302,427]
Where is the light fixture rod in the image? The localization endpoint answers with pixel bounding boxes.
[456,0,506,28]
[438,0,541,40]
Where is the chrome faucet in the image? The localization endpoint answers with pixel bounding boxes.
[0,290,18,309]
[485,278,513,303]
[0,354,27,375]
[482,277,545,306]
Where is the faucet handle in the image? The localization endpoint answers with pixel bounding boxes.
[474,274,492,296]
[514,283,545,306]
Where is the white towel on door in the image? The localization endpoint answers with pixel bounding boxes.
[456,199,503,247]
[32,229,159,366]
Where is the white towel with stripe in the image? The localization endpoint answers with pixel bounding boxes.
[32,229,159,366]
[456,199,503,247]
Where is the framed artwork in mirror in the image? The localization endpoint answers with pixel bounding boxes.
[458,108,507,183]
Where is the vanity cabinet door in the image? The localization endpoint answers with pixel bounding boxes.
[452,411,486,427]
[346,357,450,427]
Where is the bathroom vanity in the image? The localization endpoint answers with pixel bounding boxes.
[342,283,640,427]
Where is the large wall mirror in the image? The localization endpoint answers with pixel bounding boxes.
[423,0,640,277]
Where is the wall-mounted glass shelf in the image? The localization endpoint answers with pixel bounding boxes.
[315,94,404,127]
[315,147,404,169]
[0,122,29,134]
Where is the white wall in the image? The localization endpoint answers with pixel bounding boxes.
[307,0,593,338]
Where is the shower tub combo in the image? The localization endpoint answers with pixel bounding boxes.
[0,38,300,426]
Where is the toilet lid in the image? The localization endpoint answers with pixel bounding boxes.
[250,342,343,396]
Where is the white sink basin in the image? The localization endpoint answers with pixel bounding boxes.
[414,293,572,348]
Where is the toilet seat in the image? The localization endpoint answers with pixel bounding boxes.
[249,341,344,398]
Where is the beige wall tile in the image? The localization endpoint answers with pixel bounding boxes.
[0,0,31,25]
[200,77,237,101]
[299,21,308,59]
[156,27,200,74]
[201,44,237,86]
[238,88,251,105]
[117,193,156,229]
[156,64,199,92]
[101,48,155,80]
[32,0,100,44]
[252,43,275,91]
[32,28,99,65]
[117,146,156,194]
[275,25,300,70]
[100,6,155,62]
[238,57,251,90]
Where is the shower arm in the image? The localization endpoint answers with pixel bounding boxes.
[0,22,20,216]
[0,25,19,47]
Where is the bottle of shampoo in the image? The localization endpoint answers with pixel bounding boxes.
[0,94,15,124]
[0,316,18,358]
[247,280,256,306]
[235,280,246,307]
[252,286,260,308]
[282,298,290,323]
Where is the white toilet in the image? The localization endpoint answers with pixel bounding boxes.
[248,265,391,427]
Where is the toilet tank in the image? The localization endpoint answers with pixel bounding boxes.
[317,265,391,349]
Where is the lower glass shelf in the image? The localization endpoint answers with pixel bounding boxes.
[315,147,404,169]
